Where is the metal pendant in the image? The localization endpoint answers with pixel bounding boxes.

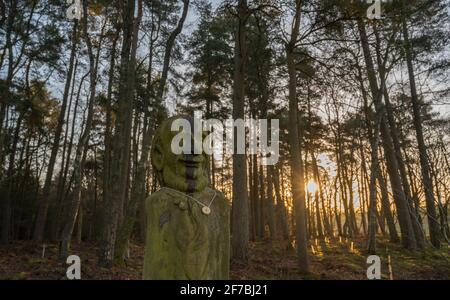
[202,206,211,215]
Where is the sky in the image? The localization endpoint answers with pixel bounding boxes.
[182,0,449,113]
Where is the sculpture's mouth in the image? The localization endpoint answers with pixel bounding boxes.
[180,157,202,182]
[180,159,202,168]
[180,154,204,169]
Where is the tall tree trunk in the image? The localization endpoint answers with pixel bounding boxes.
[373,24,425,248]
[286,0,309,273]
[76,203,83,244]
[271,165,289,240]
[337,160,350,236]
[358,141,368,236]
[54,70,88,240]
[312,156,331,236]
[377,165,399,243]
[59,0,98,259]
[0,1,20,170]
[231,0,249,261]
[333,176,342,236]
[33,20,79,241]
[249,153,257,240]
[112,0,143,264]
[266,166,276,240]
[1,112,23,243]
[343,163,358,235]
[368,112,382,254]
[401,6,440,248]
[249,155,255,241]
[99,0,137,267]
[101,19,120,244]
[51,59,79,240]
[113,0,189,264]
[259,163,266,239]
[357,17,417,250]
[314,189,323,238]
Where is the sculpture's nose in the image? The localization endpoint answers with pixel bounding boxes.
[190,135,203,155]
[183,135,204,163]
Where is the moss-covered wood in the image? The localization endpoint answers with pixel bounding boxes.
[143,116,230,279]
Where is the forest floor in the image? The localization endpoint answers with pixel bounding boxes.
[0,237,449,280]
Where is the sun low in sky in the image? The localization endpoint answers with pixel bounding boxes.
[307,181,317,194]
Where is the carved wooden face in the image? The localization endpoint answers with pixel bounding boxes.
[151,116,209,193]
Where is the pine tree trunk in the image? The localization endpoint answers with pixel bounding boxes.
[101,19,120,246]
[401,9,441,249]
[267,167,276,240]
[286,0,309,272]
[253,154,261,239]
[112,0,145,265]
[358,143,368,236]
[333,177,342,236]
[1,113,23,243]
[377,167,399,243]
[231,0,249,261]
[59,0,99,260]
[249,155,255,241]
[368,112,382,254]
[33,20,78,241]
[258,164,266,239]
[312,154,331,236]
[99,0,138,267]
[53,70,88,240]
[373,24,425,249]
[51,59,79,240]
[357,17,417,250]
[76,204,83,244]
[314,190,323,238]
[271,166,289,240]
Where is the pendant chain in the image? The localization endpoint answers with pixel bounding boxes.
[160,187,217,213]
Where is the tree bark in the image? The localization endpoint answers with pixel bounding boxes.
[112,0,144,265]
[357,17,417,250]
[377,165,399,243]
[368,114,382,254]
[231,0,249,261]
[401,6,440,248]
[286,0,309,273]
[59,0,98,259]
[99,0,137,267]
[271,165,289,240]
[266,167,276,240]
[33,20,79,241]
[372,23,425,248]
